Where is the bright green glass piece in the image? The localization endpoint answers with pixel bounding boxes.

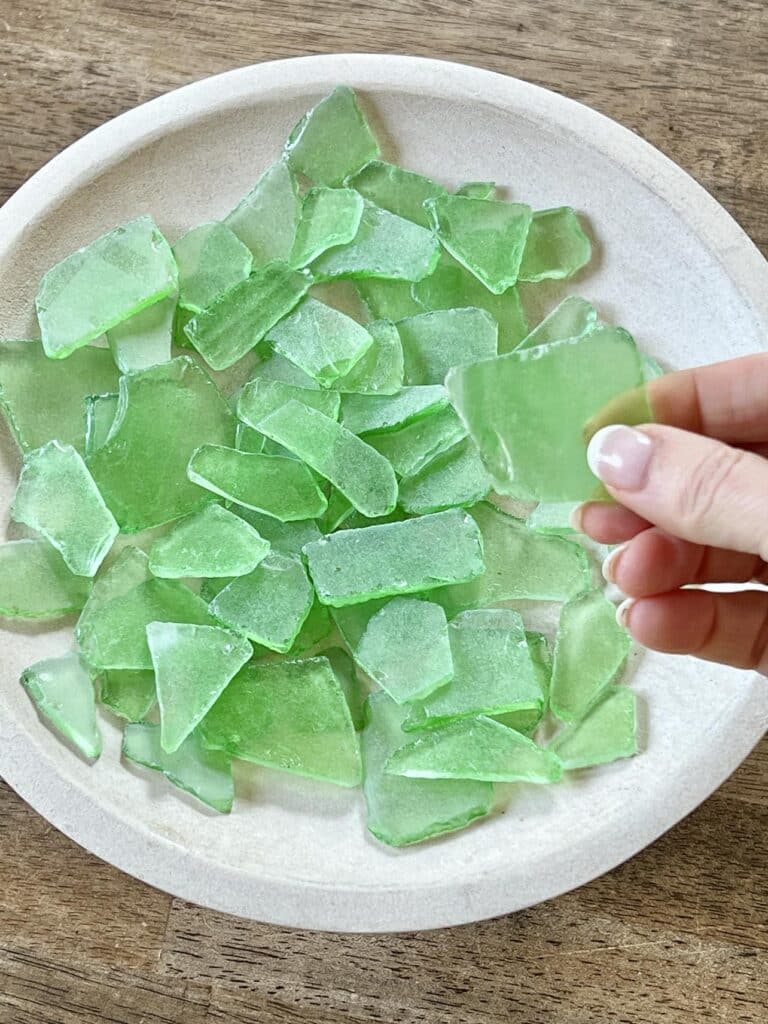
[495,631,552,735]
[12,441,118,577]
[425,195,532,294]
[123,722,234,813]
[550,589,632,722]
[209,552,314,653]
[100,670,156,723]
[87,356,235,532]
[356,278,423,321]
[361,691,492,847]
[84,393,119,457]
[341,385,448,435]
[235,421,266,454]
[518,207,592,283]
[0,340,118,453]
[106,295,174,373]
[187,444,327,521]
[642,353,665,381]
[231,509,322,556]
[0,540,91,618]
[550,685,638,768]
[346,161,446,227]
[355,597,453,704]
[149,504,270,578]
[303,508,485,607]
[290,188,364,267]
[76,547,215,671]
[238,377,340,427]
[253,351,321,389]
[257,400,398,518]
[173,222,253,313]
[331,319,404,395]
[515,296,597,351]
[398,437,491,514]
[330,597,388,650]
[285,85,380,187]
[35,216,177,358]
[224,159,301,266]
[446,327,645,501]
[172,303,195,348]
[365,406,467,478]
[456,181,495,199]
[184,261,311,371]
[289,598,333,655]
[320,488,355,533]
[397,307,498,385]
[386,715,563,783]
[21,653,101,759]
[526,502,578,534]
[325,647,366,731]
[201,655,362,787]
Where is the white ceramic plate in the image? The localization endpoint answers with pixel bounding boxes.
[1,54,767,933]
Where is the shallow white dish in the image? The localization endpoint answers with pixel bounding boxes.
[0,54,767,933]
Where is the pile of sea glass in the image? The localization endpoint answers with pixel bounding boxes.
[0,86,654,846]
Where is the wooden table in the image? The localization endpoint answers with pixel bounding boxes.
[1,2,767,1021]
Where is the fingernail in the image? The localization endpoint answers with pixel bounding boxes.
[602,543,627,583]
[587,425,653,491]
[570,505,584,532]
[616,597,636,629]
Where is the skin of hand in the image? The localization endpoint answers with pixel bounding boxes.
[575,353,768,674]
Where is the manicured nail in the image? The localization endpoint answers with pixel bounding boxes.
[616,597,635,629]
[601,543,627,584]
[570,505,584,532]
[586,425,652,491]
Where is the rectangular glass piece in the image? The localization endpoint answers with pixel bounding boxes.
[396,307,498,385]
[0,539,91,618]
[365,405,467,478]
[106,295,174,373]
[237,377,340,427]
[331,319,404,395]
[515,296,597,352]
[518,207,592,283]
[148,504,270,579]
[290,187,364,267]
[302,508,485,607]
[341,385,448,435]
[398,436,491,514]
[84,393,119,457]
[550,685,638,768]
[101,670,156,723]
[346,161,446,227]
[224,159,301,266]
[174,221,253,313]
[356,278,423,321]
[22,653,102,759]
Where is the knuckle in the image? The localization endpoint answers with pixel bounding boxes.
[672,444,748,529]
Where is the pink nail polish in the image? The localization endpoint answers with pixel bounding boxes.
[587,425,653,491]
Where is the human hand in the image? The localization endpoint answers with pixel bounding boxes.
[576,353,768,673]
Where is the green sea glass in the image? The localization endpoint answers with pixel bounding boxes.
[324,647,366,730]
[84,393,119,456]
[238,377,340,427]
[253,351,321,389]
[495,631,552,735]
[518,207,592,282]
[303,508,485,607]
[550,685,638,768]
[224,159,301,265]
[515,296,597,351]
[320,489,355,533]
[0,540,91,618]
[149,504,270,578]
[35,216,178,358]
[289,598,333,655]
[397,307,498,385]
[173,222,253,312]
[356,278,423,321]
[21,653,101,759]
[232,509,322,556]
[101,670,156,723]
[290,187,364,267]
[398,437,491,514]
[331,319,404,395]
[235,422,266,454]
[341,385,448,435]
[525,502,578,534]
[642,353,665,381]
[346,161,446,227]
[106,295,174,373]
[201,656,362,787]
[456,181,495,199]
[365,405,467,478]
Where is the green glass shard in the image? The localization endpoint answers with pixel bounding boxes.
[184,261,311,371]
[324,647,366,730]
[0,540,91,618]
[518,207,592,283]
[346,161,446,227]
[456,181,495,199]
[224,159,301,266]
[201,656,362,787]
[330,597,388,650]
[550,685,638,768]
[123,722,234,813]
[303,508,485,607]
[341,385,448,435]
[642,353,665,381]
[320,488,355,533]
[12,441,118,577]
[290,187,364,267]
[550,589,632,722]
[289,598,333,655]
[386,715,562,783]
[230,509,321,558]
[173,222,253,313]
[252,350,321,389]
[365,405,467,478]
[21,653,101,759]
[525,502,578,534]
[187,444,327,521]
[257,400,397,518]
[398,437,491,514]
[515,296,597,351]
[76,547,215,671]
[446,327,645,501]
[361,691,492,847]
[35,216,178,358]
[235,421,265,454]
[495,631,552,735]
[238,377,340,428]
[425,195,532,294]
[172,303,195,348]
[84,393,119,457]
[397,307,498,385]
[356,277,423,321]
[106,295,174,373]
[149,504,270,579]
[331,319,404,395]
[101,670,156,723]
[285,85,379,187]
[0,340,118,453]
[87,356,235,532]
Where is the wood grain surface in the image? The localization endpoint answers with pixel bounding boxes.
[1,2,767,1021]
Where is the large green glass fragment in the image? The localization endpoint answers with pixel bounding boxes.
[397,307,498,385]
[398,437,491,514]
[515,296,597,351]
[21,653,101,759]
[356,278,423,321]
[238,377,340,427]
[149,504,270,579]
[365,405,466,478]
[84,393,119,457]
[495,631,552,735]
[0,540,91,618]
[550,685,638,768]
[331,319,404,395]
[201,656,362,787]
[107,295,174,373]
[173,222,253,312]
[346,161,446,227]
[101,670,156,723]
[232,509,321,557]
[518,207,592,282]
[341,385,448,435]
[224,159,301,265]
[290,187,364,267]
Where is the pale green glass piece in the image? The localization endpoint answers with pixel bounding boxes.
[446,327,645,501]
[515,296,597,351]
[173,222,253,313]
[386,715,562,783]
[21,653,101,759]
[107,295,174,372]
[149,504,270,579]
[0,340,118,453]
[397,307,498,385]
[224,159,301,266]
[36,216,178,358]
[365,406,467,478]
[187,444,327,521]
[361,691,492,847]
[341,385,448,435]
[330,597,388,650]
[285,85,379,187]
[184,261,311,371]
[303,508,485,607]
[201,656,362,787]
[346,161,446,227]
[412,252,528,353]
[355,597,453,704]
[231,509,321,557]
[398,437,491,514]
[0,540,91,618]
[235,421,265,454]
[320,489,355,533]
[257,400,397,518]
[252,351,321,389]
[550,589,632,722]
[550,685,638,768]
[12,441,118,577]
[642,353,665,381]
[526,502,578,534]
[312,202,440,283]
[518,207,592,283]
[209,552,314,653]
[123,722,234,813]
[76,547,215,671]
[325,647,366,730]
[331,319,404,395]
[456,181,495,199]
[356,278,423,321]
[101,670,156,723]
[425,195,532,294]
[265,297,373,386]
[289,598,333,655]
[290,187,364,267]
[495,631,552,735]
[238,377,340,427]
[87,356,236,532]
[84,393,119,457]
